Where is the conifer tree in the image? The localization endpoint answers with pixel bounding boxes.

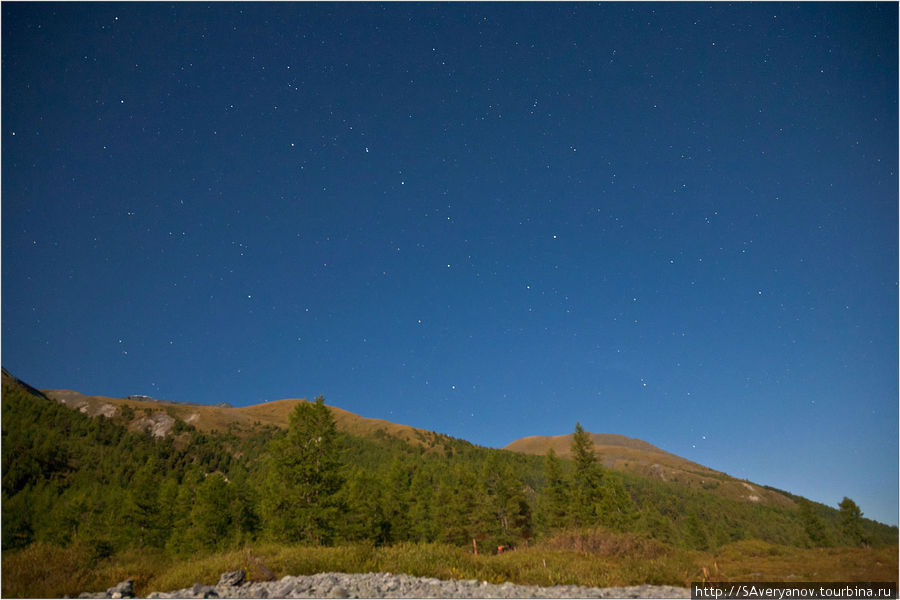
[683,510,709,550]
[571,423,598,476]
[478,454,532,545]
[540,448,569,531]
[595,470,637,531]
[156,476,180,545]
[838,496,865,546]
[127,459,163,548]
[166,469,202,555]
[189,473,233,550]
[340,469,389,544]
[570,422,602,525]
[637,503,676,544]
[799,499,830,547]
[260,397,343,544]
[407,465,438,542]
[435,463,480,545]
[382,458,412,542]
[227,470,260,544]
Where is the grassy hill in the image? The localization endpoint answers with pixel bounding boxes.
[44,383,793,509]
[505,432,795,508]
[44,387,456,450]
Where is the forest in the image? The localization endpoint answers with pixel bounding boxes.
[2,374,897,596]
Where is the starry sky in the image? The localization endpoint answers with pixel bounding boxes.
[2,3,897,525]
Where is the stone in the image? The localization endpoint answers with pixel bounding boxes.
[105,579,134,599]
[218,570,246,587]
[191,582,218,598]
[98,571,694,599]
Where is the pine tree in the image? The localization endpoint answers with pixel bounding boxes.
[127,458,164,548]
[637,503,676,544]
[571,423,598,477]
[166,469,202,555]
[382,458,412,542]
[683,510,709,550]
[260,397,343,544]
[570,422,602,526]
[595,470,637,531]
[189,473,233,550]
[838,497,866,546]
[799,499,830,547]
[435,463,480,545]
[540,448,569,532]
[340,469,389,544]
[227,470,260,544]
[407,465,438,542]
[478,454,532,545]
[156,476,180,546]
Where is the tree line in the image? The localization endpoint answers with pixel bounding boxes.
[2,380,894,560]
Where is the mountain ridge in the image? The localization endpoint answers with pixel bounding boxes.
[42,385,463,451]
[30,375,794,509]
[503,430,795,508]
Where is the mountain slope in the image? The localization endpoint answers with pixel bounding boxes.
[42,381,794,508]
[4,369,897,599]
[43,387,454,450]
[505,432,795,508]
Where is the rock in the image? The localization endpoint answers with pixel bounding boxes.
[329,586,350,598]
[191,582,218,598]
[98,571,692,599]
[218,570,245,587]
[96,403,117,418]
[105,579,134,599]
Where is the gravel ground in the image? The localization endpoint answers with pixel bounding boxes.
[139,571,691,599]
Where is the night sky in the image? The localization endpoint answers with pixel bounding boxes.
[2,3,897,525]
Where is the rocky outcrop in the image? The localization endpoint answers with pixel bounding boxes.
[97,403,118,418]
[133,412,175,438]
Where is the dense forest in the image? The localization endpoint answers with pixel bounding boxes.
[2,375,896,563]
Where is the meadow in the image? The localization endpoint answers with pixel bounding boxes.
[3,529,897,598]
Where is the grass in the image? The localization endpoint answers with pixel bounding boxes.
[41,389,438,449]
[708,539,899,582]
[3,531,897,598]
